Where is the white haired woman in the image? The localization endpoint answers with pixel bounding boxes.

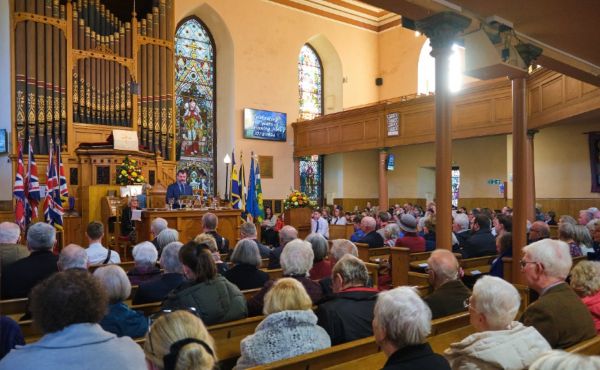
[570,261,600,333]
[224,239,269,290]
[306,233,331,280]
[373,286,450,369]
[234,278,330,369]
[127,241,161,285]
[94,265,149,339]
[247,239,323,316]
[444,276,551,370]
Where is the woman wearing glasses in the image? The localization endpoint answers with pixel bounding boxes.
[162,240,247,325]
[144,310,216,370]
[444,276,551,370]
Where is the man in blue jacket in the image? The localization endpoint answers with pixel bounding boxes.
[166,169,193,208]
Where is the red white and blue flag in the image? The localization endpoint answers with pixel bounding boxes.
[13,141,26,230]
[56,141,68,202]
[26,139,41,222]
[44,142,63,230]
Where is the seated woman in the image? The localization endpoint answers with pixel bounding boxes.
[444,276,551,369]
[194,233,228,275]
[120,196,139,242]
[224,239,270,290]
[558,222,583,257]
[94,265,149,338]
[489,232,513,279]
[260,206,279,247]
[246,239,323,316]
[383,223,401,248]
[144,310,216,370]
[156,228,179,255]
[574,225,594,255]
[529,350,600,370]
[127,241,161,285]
[330,207,347,225]
[373,286,450,369]
[234,278,331,369]
[395,214,426,252]
[422,216,437,251]
[570,261,600,333]
[162,241,247,325]
[306,233,331,280]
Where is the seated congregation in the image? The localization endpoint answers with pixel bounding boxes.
[1,204,600,370]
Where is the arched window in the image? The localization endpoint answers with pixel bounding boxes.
[417,39,465,94]
[298,44,323,120]
[174,17,216,195]
[298,44,324,205]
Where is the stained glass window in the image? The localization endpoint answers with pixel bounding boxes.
[298,44,323,121]
[452,166,460,207]
[174,18,216,195]
[418,39,465,94]
[300,155,323,206]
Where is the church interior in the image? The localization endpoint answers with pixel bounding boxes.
[1,0,600,368]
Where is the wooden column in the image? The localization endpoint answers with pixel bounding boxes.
[526,129,539,222]
[378,149,389,210]
[512,77,529,284]
[417,12,470,250]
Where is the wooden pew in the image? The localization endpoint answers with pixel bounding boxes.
[407,271,431,297]
[260,258,269,269]
[89,260,136,273]
[130,301,162,316]
[242,288,262,301]
[356,243,389,263]
[549,225,558,239]
[567,335,600,355]
[210,316,265,364]
[329,225,353,240]
[248,311,471,370]
[0,297,28,318]
[262,268,284,280]
[364,262,379,288]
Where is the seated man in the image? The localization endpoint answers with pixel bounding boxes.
[57,244,89,271]
[202,212,229,254]
[357,216,384,248]
[0,221,29,269]
[0,270,146,369]
[149,217,168,250]
[373,287,451,369]
[240,222,271,258]
[311,209,329,239]
[461,214,497,258]
[424,250,471,319]
[528,221,550,244]
[452,213,470,251]
[319,239,359,297]
[133,242,185,304]
[85,221,121,265]
[520,239,596,348]
[1,222,58,299]
[267,225,297,269]
[316,255,378,345]
[349,216,365,242]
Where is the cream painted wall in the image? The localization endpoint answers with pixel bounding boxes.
[533,121,600,199]
[174,0,380,199]
[386,135,507,199]
[377,27,424,100]
[324,153,344,201]
[341,150,379,198]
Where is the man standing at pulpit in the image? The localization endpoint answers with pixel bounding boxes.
[166,169,193,208]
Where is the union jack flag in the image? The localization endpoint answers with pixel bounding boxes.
[44,142,63,230]
[26,139,40,222]
[13,141,26,230]
[56,141,68,202]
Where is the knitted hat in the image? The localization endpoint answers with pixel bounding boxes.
[398,214,417,233]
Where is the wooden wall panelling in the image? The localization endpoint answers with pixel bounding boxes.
[457,198,507,212]
[535,198,600,220]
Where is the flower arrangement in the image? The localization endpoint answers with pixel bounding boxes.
[283,190,315,209]
[116,156,145,185]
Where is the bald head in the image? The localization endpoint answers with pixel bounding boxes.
[427,249,460,287]
[58,244,89,271]
[0,222,21,244]
[329,239,358,264]
[529,221,550,242]
[279,225,298,246]
[361,216,376,232]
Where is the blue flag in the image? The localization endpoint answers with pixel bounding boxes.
[246,155,259,219]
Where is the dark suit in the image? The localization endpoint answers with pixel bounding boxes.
[223,264,270,290]
[454,230,470,249]
[358,231,384,248]
[120,206,136,236]
[132,273,185,305]
[461,229,497,258]
[254,240,272,259]
[1,250,58,299]
[382,343,451,370]
[166,181,193,208]
[268,245,284,269]
[520,282,596,349]
[206,230,230,254]
[423,280,471,319]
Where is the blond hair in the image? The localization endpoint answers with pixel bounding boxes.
[263,278,312,315]
[144,311,216,370]
[570,261,600,297]
[194,233,218,253]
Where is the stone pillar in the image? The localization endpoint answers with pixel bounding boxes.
[511,77,529,284]
[378,149,389,210]
[526,129,539,222]
[417,12,471,250]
